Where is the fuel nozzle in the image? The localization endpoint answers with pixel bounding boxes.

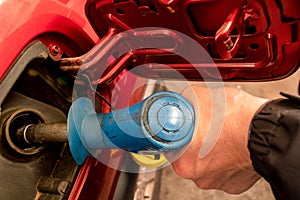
[68,91,195,164]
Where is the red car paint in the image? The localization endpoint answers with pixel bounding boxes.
[0,1,122,199]
[86,0,300,81]
[0,0,299,200]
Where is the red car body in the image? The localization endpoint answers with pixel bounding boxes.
[0,0,299,199]
[0,0,121,199]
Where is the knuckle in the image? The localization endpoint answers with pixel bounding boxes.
[172,160,195,179]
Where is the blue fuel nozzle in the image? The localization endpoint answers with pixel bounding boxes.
[68,91,194,164]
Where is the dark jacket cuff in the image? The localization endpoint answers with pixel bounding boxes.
[248,94,300,200]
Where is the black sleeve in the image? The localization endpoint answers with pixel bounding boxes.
[248,93,300,200]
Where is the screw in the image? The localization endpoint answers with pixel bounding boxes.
[224,37,234,50]
[49,45,60,56]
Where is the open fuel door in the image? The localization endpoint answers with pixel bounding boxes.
[85,0,300,81]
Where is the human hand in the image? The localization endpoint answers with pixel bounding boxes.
[170,86,268,194]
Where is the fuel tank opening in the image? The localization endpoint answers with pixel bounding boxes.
[0,108,47,160]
